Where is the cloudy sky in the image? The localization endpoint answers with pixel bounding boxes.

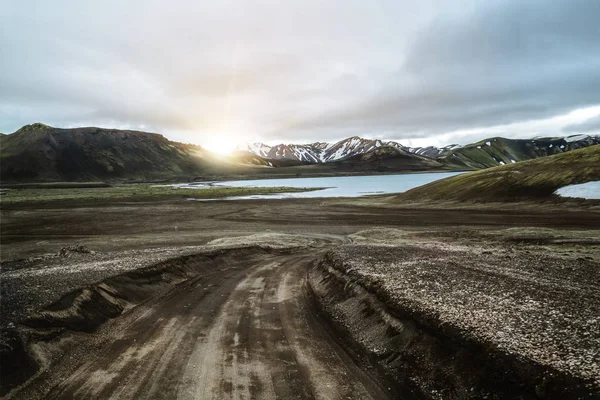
[2,0,600,150]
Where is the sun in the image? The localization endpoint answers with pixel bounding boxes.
[202,133,238,155]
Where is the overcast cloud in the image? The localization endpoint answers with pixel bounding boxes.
[1,0,599,148]
[563,114,600,134]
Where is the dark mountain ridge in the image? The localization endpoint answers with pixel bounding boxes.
[0,123,210,182]
[0,123,283,183]
[327,145,443,172]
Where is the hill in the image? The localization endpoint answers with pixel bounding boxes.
[396,145,600,202]
[0,123,276,182]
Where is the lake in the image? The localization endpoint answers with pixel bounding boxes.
[180,172,463,200]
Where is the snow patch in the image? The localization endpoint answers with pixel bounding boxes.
[565,134,589,143]
[555,181,600,200]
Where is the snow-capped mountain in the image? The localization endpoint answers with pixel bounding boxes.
[236,137,407,163]
[235,143,272,158]
[407,144,461,158]
[267,144,325,163]
[321,137,402,162]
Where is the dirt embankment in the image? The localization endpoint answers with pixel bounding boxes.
[309,243,600,400]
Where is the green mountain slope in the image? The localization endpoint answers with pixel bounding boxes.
[397,145,600,202]
[439,136,599,169]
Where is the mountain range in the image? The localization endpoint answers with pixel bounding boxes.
[1,123,598,182]
[235,137,403,163]
[236,134,600,169]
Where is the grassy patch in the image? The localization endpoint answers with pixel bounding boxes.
[0,184,322,205]
[1,182,112,189]
[398,145,600,202]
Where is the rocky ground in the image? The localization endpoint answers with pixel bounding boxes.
[1,197,600,399]
[310,228,600,398]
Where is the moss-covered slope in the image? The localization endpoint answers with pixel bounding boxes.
[397,145,600,202]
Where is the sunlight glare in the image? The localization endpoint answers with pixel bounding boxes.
[202,133,239,155]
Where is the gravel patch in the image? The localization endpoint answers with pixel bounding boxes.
[324,242,600,386]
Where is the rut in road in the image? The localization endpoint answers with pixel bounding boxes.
[36,252,400,400]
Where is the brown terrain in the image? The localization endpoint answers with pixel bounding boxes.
[1,196,600,399]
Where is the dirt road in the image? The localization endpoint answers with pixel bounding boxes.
[13,249,408,400]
